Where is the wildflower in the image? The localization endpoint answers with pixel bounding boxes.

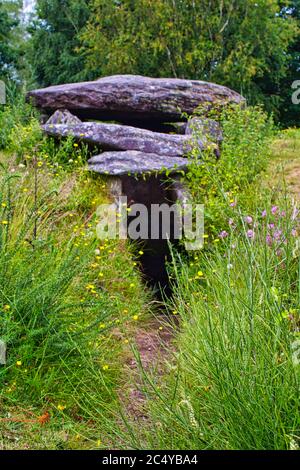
[130,283,135,288]
[3,305,10,311]
[273,229,282,241]
[102,365,109,371]
[96,439,102,447]
[1,220,8,225]
[244,216,253,224]
[95,249,101,256]
[247,229,255,239]
[16,361,22,367]
[197,271,204,277]
[292,229,297,237]
[1,202,7,208]
[57,404,66,411]
[230,200,237,207]
[133,315,139,321]
[228,218,234,226]
[261,209,267,218]
[73,143,79,148]
[219,230,228,239]
[268,223,275,230]
[271,205,278,215]
[280,210,286,217]
[266,233,272,246]
[138,250,144,255]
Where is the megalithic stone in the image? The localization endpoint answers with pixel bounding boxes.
[88,150,196,176]
[42,121,204,157]
[27,74,245,124]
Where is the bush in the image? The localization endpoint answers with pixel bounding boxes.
[185,104,275,238]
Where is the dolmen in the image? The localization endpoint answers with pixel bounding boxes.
[27,75,244,295]
[27,74,244,178]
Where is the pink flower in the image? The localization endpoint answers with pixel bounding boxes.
[268,223,275,230]
[247,229,255,239]
[261,209,267,218]
[273,229,282,241]
[219,230,229,239]
[280,210,286,218]
[291,229,297,237]
[266,233,272,246]
[244,216,253,224]
[230,201,237,207]
[271,206,278,215]
[228,218,235,226]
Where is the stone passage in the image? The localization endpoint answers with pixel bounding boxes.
[27,74,244,298]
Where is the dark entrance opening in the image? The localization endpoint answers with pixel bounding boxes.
[121,175,181,300]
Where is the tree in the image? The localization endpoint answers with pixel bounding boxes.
[277,1,300,127]
[27,0,92,87]
[80,0,297,117]
[0,0,21,81]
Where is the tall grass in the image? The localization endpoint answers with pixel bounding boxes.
[127,195,300,450]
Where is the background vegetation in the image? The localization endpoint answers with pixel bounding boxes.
[1,0,300,125]
[0,0,299,451]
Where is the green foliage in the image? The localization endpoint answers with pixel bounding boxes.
[0,0,21,80]
[80,0,296,117]
[27,0,93,87]
[134,198,300,449]
[0,90,39,150]
[0,112,150,448]
[185,104,274,238]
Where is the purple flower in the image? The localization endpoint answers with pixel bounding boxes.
[271,206,278,215]
[291,229,297,237]
[228,218,235,226]
[280,210,286,218]
[261,209,267,218]
[273,229,282,241]
[219,230,229,239]
[266,233,272,246]
[268,223,275,230]
[247,229,255,239]
[230,201,237,207]
[244,216,253,224]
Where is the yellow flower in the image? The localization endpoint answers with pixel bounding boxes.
[1,202,7,208]
[57,404,67,411]
[133,315,139,321]
[102,365,109,371]
[96,439,102,447]
[3,305,10,311]
[138,250,144,255]
[197,271,204,277]
[130,283,135,288]
[16,361,22,367]
[1,220,8,225]
[73,143,79,148]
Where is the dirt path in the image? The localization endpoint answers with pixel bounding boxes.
[119,313,176,424]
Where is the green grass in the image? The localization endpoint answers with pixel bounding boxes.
[0,150,152,449]
[0,98,299,450]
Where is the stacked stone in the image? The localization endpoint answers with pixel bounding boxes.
[27,75,244,176]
